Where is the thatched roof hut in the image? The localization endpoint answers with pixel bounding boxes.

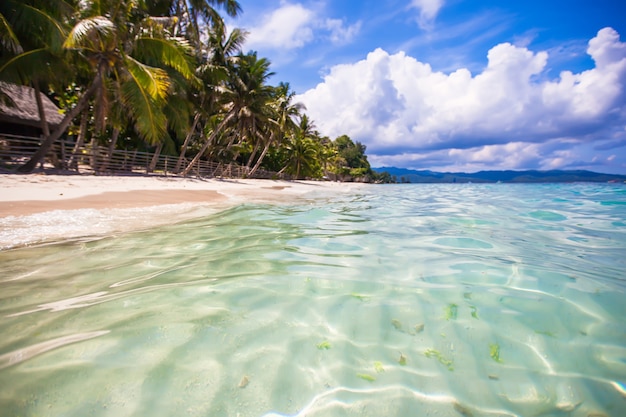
[0,82,64,134]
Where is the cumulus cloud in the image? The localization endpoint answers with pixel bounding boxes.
[409,0,445,29]
[245,3,361,51]
[245,4,314,50]
[297,27,626,172]
[324,18,362,45]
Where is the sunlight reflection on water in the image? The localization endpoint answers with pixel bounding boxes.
[0,183,625,417]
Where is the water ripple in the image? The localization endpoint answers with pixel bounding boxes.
[0,184,625,416]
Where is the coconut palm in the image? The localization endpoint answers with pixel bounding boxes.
[181,51,274,176]
[0,0,73,58]
[247,82,303,177]
[169,0,241,51]
[0,0,75,145]
[225,52,275,162]
[280,114,322,179]
[6,0,195,172]
[175,20,246,172]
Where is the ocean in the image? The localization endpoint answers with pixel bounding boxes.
[1,183,625,417]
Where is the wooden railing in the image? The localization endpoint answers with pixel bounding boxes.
[0,134,287,180]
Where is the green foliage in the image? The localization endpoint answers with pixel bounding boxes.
[0,12,22,55]
[63,16,116,51]
[372,170,393,183]
[336,135,369,169]
[134,37,195,81]
[349,167,370,178]
[1,0,382,179]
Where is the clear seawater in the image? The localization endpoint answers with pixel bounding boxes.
[1,183,625,417]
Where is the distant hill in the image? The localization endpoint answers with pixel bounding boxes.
[372,167,626,183]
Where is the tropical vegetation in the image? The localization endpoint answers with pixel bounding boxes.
[0,0,389,182]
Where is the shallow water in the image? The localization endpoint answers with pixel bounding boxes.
[1,183,625,417]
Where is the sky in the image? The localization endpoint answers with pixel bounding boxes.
[227,0,626,174]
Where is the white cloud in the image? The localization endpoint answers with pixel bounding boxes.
[297,27,626,172]
[324,18,362,45]
[409,0,445,29]
[246,4,314,50]
[244,3,361,51]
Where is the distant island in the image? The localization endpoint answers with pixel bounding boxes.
[372,167,626,183]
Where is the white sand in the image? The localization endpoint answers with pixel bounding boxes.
[0,174,363,249]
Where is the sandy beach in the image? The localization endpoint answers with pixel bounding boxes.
[0,174,362,249]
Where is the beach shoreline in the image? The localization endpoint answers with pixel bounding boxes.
[0,173,364,249]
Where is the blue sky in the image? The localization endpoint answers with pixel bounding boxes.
[228,1,626,174]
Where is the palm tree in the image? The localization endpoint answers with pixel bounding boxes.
[5,1,195,172]
[175,20,246,172]
[226,52,275,163]
[0,0,73,59]
[281,114,322,179]
[247,82,303,177]
[181,51,274,176]
[0,0,75,159]
[170,0,241,52]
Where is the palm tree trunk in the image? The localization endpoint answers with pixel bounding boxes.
[99,127,120,172]
[33,83,50,138]
[175,112,201,172]
[18,64,105,173]
[68,111,89,171]
[32,83,53,169]
[211,161,223,177]
[248,140,272,178]
[245,133,263,168]
[182,113,234,177]
[108,128,120,158]
[89,137,98,173]
[149,142,163,173]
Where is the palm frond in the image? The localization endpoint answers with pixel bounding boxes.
[124,55,170,100]
[64,16,116,52]
[163,94,192,139]
[44,0,75,16]
[161,132,177,154]
[196,62,228,83]
[0,13,22,54]
[191,0,242,19]
[121,57,168,144]
[223,28,247,56]
[134,36,195,81]
[31,0,76,19]
[143,16,179,32]
[7,1,68,52]
[0,48,71,85]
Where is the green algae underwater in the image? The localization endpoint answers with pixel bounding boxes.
[1,183,625,417]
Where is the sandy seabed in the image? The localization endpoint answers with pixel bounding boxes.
[0,174,362,249]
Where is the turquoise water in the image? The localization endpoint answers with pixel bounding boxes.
[1,183,625,417]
